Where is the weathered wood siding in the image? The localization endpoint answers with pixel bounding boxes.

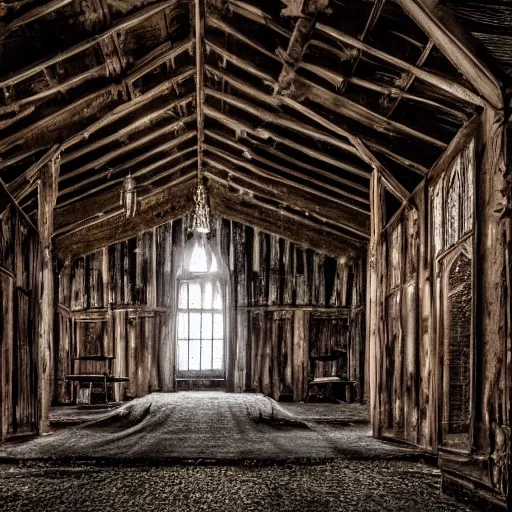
[368,111,511,506]
[0,199,40,441]
[58,216,365,402]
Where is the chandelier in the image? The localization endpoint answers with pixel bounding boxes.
[192,179,210,234]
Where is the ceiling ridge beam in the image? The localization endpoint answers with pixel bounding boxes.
[194,0,205,179]
[205,131,368,203]
[394,0,502,110]
[204,105,370,179]
[206,172,368,242]
[0,0,180,88]
[204,146,370,215]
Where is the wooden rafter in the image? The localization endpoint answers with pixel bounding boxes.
[0,0,179,87]
[204,107,370,180]
[205,129,369,193]
[206,172,369,242]
[220,0,486,107]
[395,0,502,109]
[57,146,198,209]
[59,131,197,197]
[61,97,194,171]
[204,145,370,215]
[204,131,368,203]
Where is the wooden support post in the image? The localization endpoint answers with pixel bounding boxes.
[37,151,60,434]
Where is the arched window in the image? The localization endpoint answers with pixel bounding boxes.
[176,235,226,380]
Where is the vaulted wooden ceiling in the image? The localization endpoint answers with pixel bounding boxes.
[0,0,508,258]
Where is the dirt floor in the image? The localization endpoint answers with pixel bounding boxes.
[0,393,476,511]
[0,393,416,462]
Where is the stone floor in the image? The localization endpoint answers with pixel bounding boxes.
[0,393,477,511]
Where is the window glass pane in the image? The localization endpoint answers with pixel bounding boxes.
[188,340,201,370]
[213,313,223,338]
[189,283,201,308]
[179,282,188,308]
[201,340,212,370]
[189,312,201,338]
[213,282,222,309]
[203,282,212,309]
[202,313,212,339]
[178,312,188,339]
[212,339,223,369]
[177,339,188,370]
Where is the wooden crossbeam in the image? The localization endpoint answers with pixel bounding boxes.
[204,105,370,179]
[205,130,368,203]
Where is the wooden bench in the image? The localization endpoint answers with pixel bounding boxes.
[307,376,357,403]
[66,374,129,405]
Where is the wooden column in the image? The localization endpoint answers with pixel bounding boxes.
[367,168,384,436]
[37,152,59,433]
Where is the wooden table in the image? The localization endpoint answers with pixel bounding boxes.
[66,375,129,405]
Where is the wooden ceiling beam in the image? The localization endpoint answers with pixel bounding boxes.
[57,146,198,208]
[1,0,73,42]
[61,95,195,167]
[204,145,370,215]
[193,0,206,179]
[299,62,467,121]
[221,1,487,107]
[54,159,197,233]
[55,176,197,259]
[206,46,446,154]
[205,166,369,240]
[208,181,364,257]
[206,172,368,243]
[313,21,486,108]
[205,128,369,193]
[59,131,197,196]
[60,69,195,158]
[205,131,368,203]
[0,0,179,87]
[204,105,371,179]
[394,0,503,110]
[205,87,359,157]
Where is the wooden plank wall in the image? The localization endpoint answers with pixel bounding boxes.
[57,215,366,402]
[368,110,511,506]
[0,201,40,441]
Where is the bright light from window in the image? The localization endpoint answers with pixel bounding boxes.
[188,239,219,273]
[189,241,208,272]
